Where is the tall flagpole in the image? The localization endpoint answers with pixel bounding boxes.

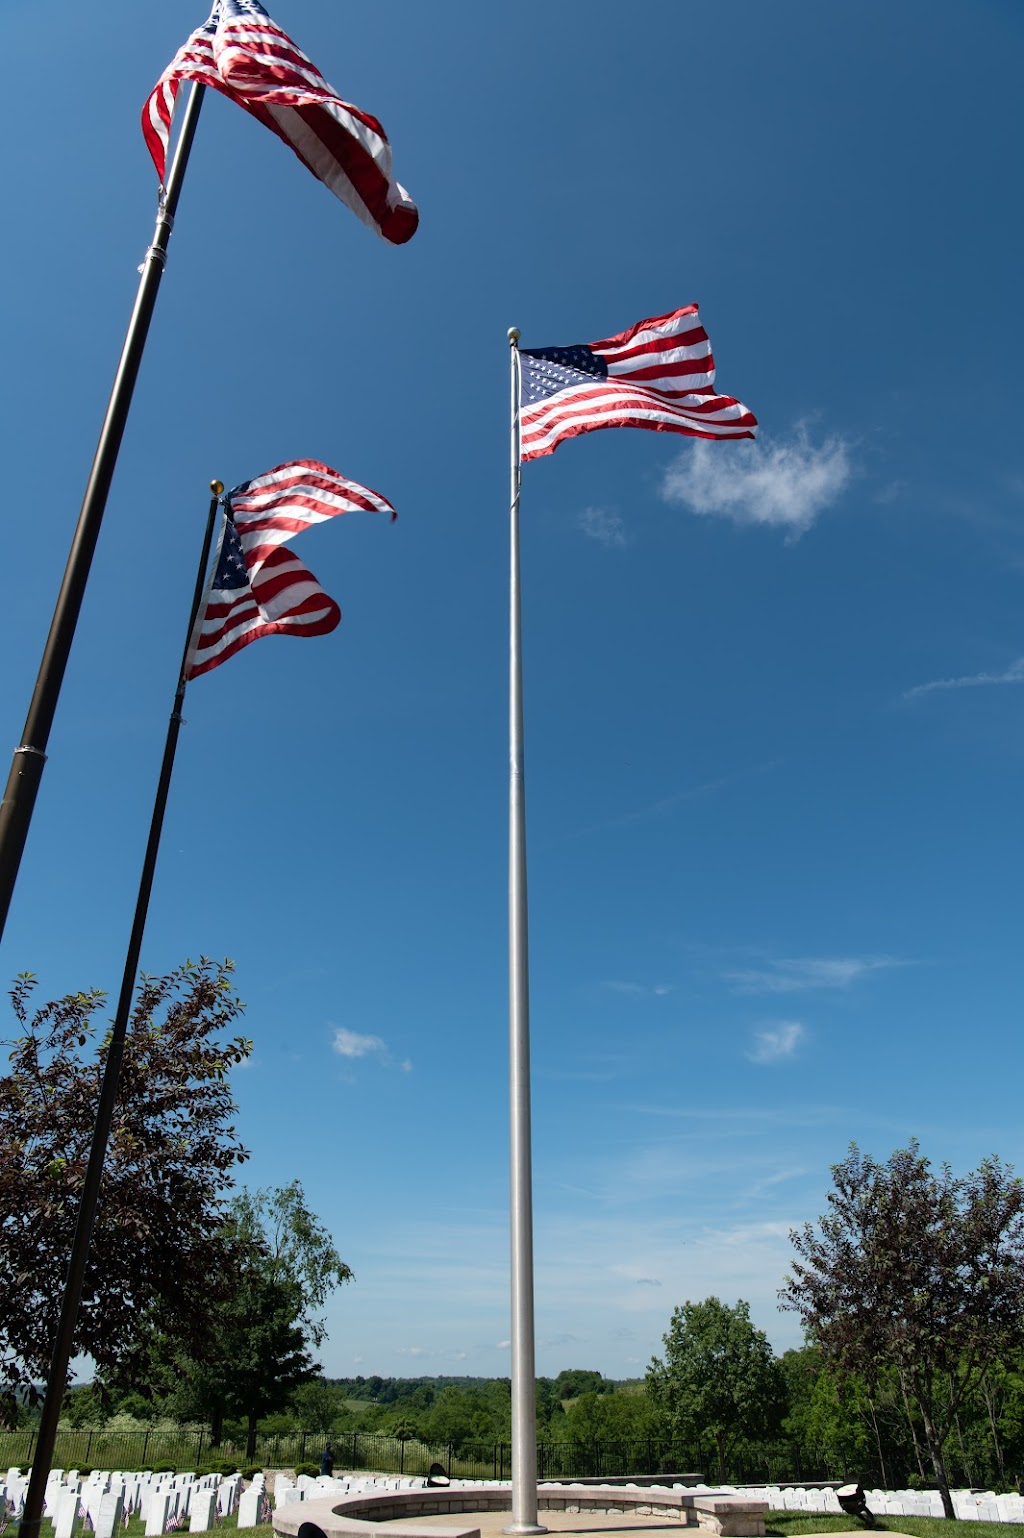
[0,81,206,944]
[16,481,224,1538]
[506,328,546,1536]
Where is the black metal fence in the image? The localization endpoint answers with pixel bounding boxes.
[0,1428,847,1485]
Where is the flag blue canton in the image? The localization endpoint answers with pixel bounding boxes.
[519,345,608,406]
[212,520,249,591]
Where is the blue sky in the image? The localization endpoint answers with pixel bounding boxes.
[3,0,1023,1380]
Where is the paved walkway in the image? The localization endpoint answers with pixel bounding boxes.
[377,1516,687,1538]
[376,1520,916,1538]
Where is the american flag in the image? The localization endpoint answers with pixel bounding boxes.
[257,1492,273,1525]
[143,0,418,244]
[186,459,395,680]
[518,305,757,462]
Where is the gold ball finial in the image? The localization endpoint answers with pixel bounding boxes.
[507,326,521,345]
[210,479,225,495]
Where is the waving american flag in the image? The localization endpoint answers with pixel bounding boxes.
[186,459,395,679]
[143,0,418,244]
[518,305,757,462]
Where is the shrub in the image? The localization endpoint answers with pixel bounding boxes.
[242,1466,261,1481]
[151,1461,176,1474]
[294,1463,319,1478]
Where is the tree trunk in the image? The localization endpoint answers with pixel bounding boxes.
[246,1412,259,1462]
[866,1394,890,1490]
[716,1430,728,1483]
[210,1406,224,1449]
[980,1372,1006,1484]
[898,1372,926,1481]
[918,1399,954,1520]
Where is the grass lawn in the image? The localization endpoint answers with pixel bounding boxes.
[766,1515,1017,1538]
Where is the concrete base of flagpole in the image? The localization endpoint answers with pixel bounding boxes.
[502,1524,548,1535]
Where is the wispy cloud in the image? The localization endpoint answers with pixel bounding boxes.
[727,955,903,994]
[573,758,783,838]
[331,1026,412,1072]
[578,505,628,547]
[662,426,852,537]
[600,980,672,998]
[904,656,1024,700]
[496,1339,511,1350]
[396,1345,426,1357]
[747,1022,806,1064]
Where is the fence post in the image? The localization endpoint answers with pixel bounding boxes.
[86,1430,93,1462]
[400,1440,405,1475]
[446,1443,452,1478]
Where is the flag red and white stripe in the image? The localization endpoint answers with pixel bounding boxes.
[186,459,395,679]
[518,305,757,462]
[143,0,418,244]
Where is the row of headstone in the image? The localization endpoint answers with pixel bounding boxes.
[3,1466,247,1537]
[721,1483,1024,1525]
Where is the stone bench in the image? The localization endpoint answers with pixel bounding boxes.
[690,1496,767,1536]
[271,1482,768,1538]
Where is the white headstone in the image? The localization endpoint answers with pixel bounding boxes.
[189,1490,217,1532]
[54,1488,81,1538]
[236,1487,261,1529]
[95,1491,124,1538]
[145,1491,171,1537]
[217,1479,239,1517]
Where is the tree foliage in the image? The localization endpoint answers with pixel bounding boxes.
[780,1141,1024,1515]
[155,1180,352,1457]
[647,1297,785,1478]
[226,1180,352,1346]
[0,961,251,1425]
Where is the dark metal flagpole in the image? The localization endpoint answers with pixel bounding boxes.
[17,481,224,1538]
[0,81,206,945]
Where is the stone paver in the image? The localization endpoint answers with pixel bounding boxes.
[377,1514,689,1538]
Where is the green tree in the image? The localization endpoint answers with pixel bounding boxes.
[0,961,251,1426]
[781,1141,1024,1517]
[562,1385,661,1444]
[647,1297,785,1479]
[553,1369,609,1401]
[292,1377,348,1435]
[159,1181,352,1456]
[228,1181,351,1346]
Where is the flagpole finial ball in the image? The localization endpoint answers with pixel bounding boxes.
[508,327,521,345]
[210,480,224,496]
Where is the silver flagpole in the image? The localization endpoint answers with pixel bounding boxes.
[505,327,545,1536]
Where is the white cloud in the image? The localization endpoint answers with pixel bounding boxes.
[727,955,902,994]
[747,1021,806,1064]
[904,656,1024,700]
[662,426,851,536]
[578,505,628,548]
[332,1027,386,1058]
[496,1339,511,1350]
[396,1345,426,1357]
[331,1026,412,1072]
